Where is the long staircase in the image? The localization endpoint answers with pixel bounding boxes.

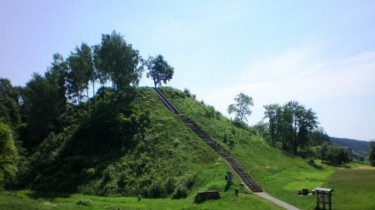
[153,88,262,193]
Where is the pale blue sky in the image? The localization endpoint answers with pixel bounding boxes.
[1,0,374,140]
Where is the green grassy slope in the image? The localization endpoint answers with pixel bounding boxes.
[27,87,225,197]
[160,87,336,209]
[2,87,282,209]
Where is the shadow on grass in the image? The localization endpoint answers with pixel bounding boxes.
[307,160,324,170]
[321,160,352,168]
[26,190,72,201]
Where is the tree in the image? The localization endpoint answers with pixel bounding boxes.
[281,101,318,155]
[326,145,350,166]
[263,104,280,146]
[263,101,319,155]
[227,93,254,122]
[0,78,21,128]
[67,43,94,103]
[21,54,68,150]
[94,31,144,91]
[253,120,269,139]
[146,55,174,87]
[309,127,330,145]
[369,142,375,167]
[0,122,18,187]
[320,142,330,163]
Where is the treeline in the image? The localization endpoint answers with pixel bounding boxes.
[0,31,174,190]
[255,101,354,165]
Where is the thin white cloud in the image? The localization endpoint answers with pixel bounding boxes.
[218,47,374,101]
[203,47,375,129]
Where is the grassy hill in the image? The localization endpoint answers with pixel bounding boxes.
[5,87,374,210]
[159,87,336,209]
[23,87,228,197]
[3,87,284,209]
[159,87,375,210]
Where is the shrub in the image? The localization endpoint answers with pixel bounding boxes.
[231,118,248,129]
[183,88,192,97]
[299,147,315,159]
[172,185,188,199]
[165,177,176,194]
[149,180,166,198]
[228,139,235,149]
[184,173,197,189]
[85,168,95,176]
[205,105,220,119]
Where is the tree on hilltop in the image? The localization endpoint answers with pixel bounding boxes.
[94,31,144,91]
[67,43,94,103]
[146,55,174,87]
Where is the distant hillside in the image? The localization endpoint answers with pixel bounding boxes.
[330,137,370,157]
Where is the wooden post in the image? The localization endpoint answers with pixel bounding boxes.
[328,192,332,210]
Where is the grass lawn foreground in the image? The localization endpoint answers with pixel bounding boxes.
[0,188,284,210]
[322,166,375,210]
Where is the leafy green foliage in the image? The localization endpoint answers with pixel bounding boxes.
[146,55,174,87]
[330,137,370,159]
[21,54,67,151]
[263,104,279,146]
[94,31,144,90]
[66,43,94,103]
[263,101,319,155]
[0,122,18,187]
[24,89,152,193]
[0,79,21,129]
[227,92,253,122]
[325,145,351,166]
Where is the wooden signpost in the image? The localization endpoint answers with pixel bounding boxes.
[312,187,333,210]
[225,172,233,184]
